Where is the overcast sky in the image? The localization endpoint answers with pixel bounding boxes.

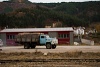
[0,0,99,3]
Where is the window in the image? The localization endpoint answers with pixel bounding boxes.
[41,36,45,38]
[7,35,15,40]
[58,34,62,38]
[67,34,69,38]
[12,35,15,39]
[64,34,67,38]
[58,34,69,38]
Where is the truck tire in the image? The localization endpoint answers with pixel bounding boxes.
[52,45,56,49]
[46,43,51,49]
[24,43,30,49]
[31,44,36,49]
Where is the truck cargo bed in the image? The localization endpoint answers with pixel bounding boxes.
[15,33,42,42]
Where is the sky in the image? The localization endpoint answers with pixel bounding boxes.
[0,0,99,3]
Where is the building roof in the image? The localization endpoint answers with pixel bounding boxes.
[0,27,73,33]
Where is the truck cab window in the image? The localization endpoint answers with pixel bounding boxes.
[41,36,45,38]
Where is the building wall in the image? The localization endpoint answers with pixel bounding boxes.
[4,31,73,46]
[58,31,70,44]
[6,32,18,46]
[70,32,74,45]
[44,31,73,44]
[6,32,48,46]
[0,33,6,46]
[48,32,57,38]
[46,31,71,44]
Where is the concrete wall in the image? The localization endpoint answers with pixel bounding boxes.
[70,32,74,45]
[81,39,94,45]
[48,32,58,38]
[0,33,6,46]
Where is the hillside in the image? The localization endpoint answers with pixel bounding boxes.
[0,2,36,13]
[38,1,100,22]
[0,1,100,29]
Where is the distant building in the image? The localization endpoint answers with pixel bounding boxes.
[0,27,74,46]
[52,22,62,28]
[88,29,97,34]
[74,27,85,36]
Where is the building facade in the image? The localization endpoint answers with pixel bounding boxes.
[0,27,73,46]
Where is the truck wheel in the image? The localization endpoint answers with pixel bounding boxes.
[52,45,56,49]
[24,43,30,49]
[46,43,51,49]
[31,45,36,49]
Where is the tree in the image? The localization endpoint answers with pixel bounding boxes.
[95,23,100,32]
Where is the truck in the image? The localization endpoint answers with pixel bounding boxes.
[15,33,58,49]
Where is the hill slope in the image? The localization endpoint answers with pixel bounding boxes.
[0,1,100,28]
[38,1,100,22]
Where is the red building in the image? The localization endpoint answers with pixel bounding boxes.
[0,27,73,46]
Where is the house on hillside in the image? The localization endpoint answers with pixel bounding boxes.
[0,27,74,46]
[74,27,85,36]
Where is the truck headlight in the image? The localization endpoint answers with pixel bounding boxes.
[51,38,58,44]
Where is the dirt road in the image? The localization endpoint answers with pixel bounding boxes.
[0,46,100,53]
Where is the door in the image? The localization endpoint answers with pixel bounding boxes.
[40,35,46,44]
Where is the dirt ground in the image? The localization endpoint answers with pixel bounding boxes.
[0,46,100,53]
[0,46,100,67]
[0,51,100,67]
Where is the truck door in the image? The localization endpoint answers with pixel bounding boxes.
[40,35,46,44]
